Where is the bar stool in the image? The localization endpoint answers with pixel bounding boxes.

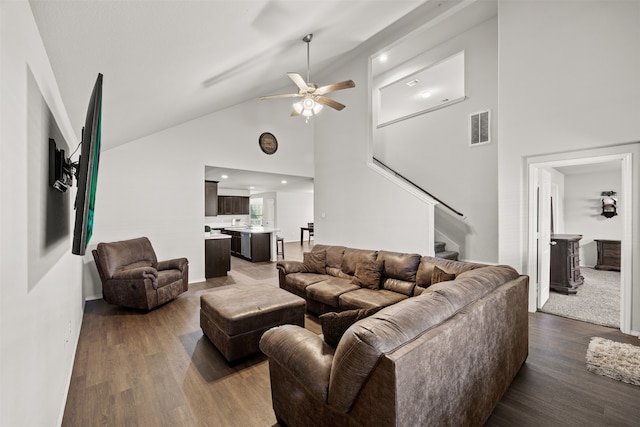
[276,236,285,258]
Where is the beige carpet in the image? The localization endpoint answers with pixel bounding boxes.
[540,267,619,328]
[586,337,640,386]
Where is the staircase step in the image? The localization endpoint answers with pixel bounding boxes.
[435,250,459,261]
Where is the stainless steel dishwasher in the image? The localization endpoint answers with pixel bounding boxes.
[241,232,251,259]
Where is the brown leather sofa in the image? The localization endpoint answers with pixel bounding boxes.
[276,244,487,314]
[262,244,529,426]
[92,237,189,310]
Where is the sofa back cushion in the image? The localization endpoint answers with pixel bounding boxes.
[313,245,347,277]
[376,250,421,296]
[416,256,485,288]
[301,250,327,274]
[96,237,158,279]
[340,248,377,277]
[351,259,384,289]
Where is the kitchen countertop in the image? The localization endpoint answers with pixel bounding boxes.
[205,233,231,240]
[221,226,280,234]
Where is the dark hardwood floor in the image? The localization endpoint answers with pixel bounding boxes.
[63,241,640,426]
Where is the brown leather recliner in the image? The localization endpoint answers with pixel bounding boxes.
[92,237,189,310]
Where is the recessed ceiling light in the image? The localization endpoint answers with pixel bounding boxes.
[221,174,228,179]
[421,91,432,99]
[379,53,388,62]
[249,186,255,190]
[281,180,287,184]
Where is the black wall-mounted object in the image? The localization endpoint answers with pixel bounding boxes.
[48,138,73,192]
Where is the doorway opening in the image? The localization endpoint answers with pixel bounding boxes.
[527,152,632,334]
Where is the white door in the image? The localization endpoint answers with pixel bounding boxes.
[537,168,552,308]
[263,198,275,228]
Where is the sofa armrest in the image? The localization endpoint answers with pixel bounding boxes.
[157,257,188,272]
[276,260,304,275]
[260,324,334,402]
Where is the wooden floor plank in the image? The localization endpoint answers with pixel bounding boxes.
[63,241,640,426]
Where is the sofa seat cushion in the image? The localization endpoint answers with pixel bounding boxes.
[285,272,331,294]
[338,288,408,310]
[306,277,360,308]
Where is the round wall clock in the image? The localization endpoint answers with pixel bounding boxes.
[259,132,278,155]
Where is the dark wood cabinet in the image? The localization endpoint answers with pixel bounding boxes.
[222,230,270,262]
[550,234,584,295]
[217,196,249,215]
[595,239,621,271]
[222,230,241,255]
[205,181,218,216]
[250,233,271,262]
[205,238,230,278]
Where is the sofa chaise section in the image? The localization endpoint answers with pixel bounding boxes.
[261,262,529,426]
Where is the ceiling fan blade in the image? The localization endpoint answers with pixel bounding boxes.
[287,73,309,91]
[316,96,346,111]
[260,93,302,100]
[290,108,300,117]
[315,80,355,95]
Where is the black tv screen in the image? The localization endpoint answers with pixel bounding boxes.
[72,73,103,255]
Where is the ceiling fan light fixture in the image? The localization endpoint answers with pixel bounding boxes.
[260,33,354,119]
[294,98,323,117]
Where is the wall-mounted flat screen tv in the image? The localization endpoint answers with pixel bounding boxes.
[72,73,103,255]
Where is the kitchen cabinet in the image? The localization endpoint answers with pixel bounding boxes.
[222,229,270,262]
[250,233,271,262]
[222,230,242,255]
[595,239,621,271]
[205,237,230,278]
[550,234,584,295]
[205,181,218,216]
[217,196,249,215]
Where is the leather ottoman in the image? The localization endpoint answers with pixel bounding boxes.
[200,284,306,362]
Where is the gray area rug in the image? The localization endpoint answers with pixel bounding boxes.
[540,267,619,328]
[586,337,640,386]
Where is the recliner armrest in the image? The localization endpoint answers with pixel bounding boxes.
[112,266,158,281]
[260,324,334,402]
[157,257,188,272]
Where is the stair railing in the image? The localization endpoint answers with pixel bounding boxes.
[372,157,464,218]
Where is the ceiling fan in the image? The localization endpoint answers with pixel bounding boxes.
[260,34,355,119]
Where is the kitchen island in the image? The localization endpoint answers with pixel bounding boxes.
[220,227,280,262]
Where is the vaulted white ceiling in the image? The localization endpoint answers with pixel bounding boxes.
[29,0,426,151]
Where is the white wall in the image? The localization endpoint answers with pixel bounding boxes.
[563,170,622,267]
[87,96,313,296]
[313,40,434,255]
[372,15,499,262]
[1,1,85,425]
[498,0,640,329]
[276,191,314,243]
